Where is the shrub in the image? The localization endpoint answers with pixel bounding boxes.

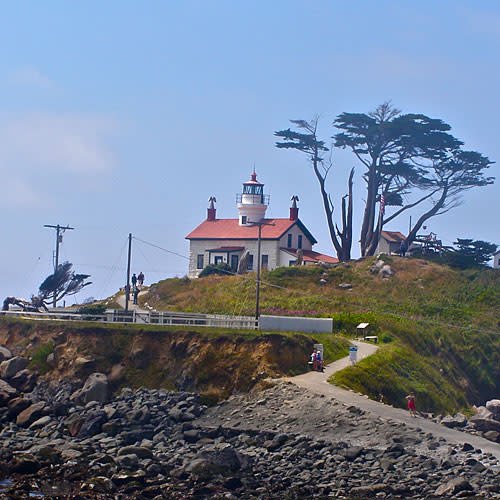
[30,343,54,373]
[199,263,233,277]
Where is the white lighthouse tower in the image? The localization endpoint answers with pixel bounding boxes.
[236,171,269,225]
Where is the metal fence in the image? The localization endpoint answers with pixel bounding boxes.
[0,310,257,330]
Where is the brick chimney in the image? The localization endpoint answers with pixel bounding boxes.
[290,195,299,220]
[207,196,216,221]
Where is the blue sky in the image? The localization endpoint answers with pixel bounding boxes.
[2,1,499,304]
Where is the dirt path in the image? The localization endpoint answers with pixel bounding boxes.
[115,290,148,312]
[287,340,500,459]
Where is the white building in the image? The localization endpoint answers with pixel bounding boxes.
[376,231,408,255]
[185,172,337,278]
[493,249,500,269]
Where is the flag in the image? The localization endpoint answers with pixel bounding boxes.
[380,193,386,216]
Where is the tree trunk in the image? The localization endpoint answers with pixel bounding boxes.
[312,155,344,260]
[406,187,449,247]
[360,160,378,256]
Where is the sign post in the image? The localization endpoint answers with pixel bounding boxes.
[349,346,358,365]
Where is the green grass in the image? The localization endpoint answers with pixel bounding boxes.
[29,342,54,373]
[142,258,500,414]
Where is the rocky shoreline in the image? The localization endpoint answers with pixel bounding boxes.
[1,349,500,498]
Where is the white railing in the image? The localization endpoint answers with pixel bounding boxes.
[0,309,257,330]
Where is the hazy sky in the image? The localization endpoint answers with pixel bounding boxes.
[2,1,499,304]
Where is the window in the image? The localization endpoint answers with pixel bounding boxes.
[197,254,204,269]
[289,260,296,267]
[247,254,254,270]
[262,254,268,268]
[298,234,303,249]
[241,215,247,224]
[214,256,223,265]
[287,233,292,248]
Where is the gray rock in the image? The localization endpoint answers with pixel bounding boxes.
[441,413,467,428]
[29,415,51,429]
[0,346,12,362]
[0,379,17,398]
[16,401,46,427]
[77,373,109,404]
[338,283,352,289]
[7,396,30,418]
[434,477,473,496]
[483,430,500,443]
[379,264,395,277]
[0,356,28,379]
[485,399,500,420]
[117,453,138,469]
[470,415,500,433]
[118,446,153,459]
[342,446,363,460]
[78,410,107,437]
[183,429,201,443]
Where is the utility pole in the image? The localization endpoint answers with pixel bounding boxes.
[125,233,132,312]
[44,224,74,308]
[249,220,274,328]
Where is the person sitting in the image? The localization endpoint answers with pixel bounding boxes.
[316,349,324,372]
[311,349,318,371]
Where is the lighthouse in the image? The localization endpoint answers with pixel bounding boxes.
[236,171,269,225]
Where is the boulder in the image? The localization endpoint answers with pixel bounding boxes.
[434,478,473,497]
[73,356,96,377]
[64,413,84,437]
[10,454,41,474]
[469,415,500,433]
[7,397,30,418]
[29,415,51,430]
[0,379,17,400]
[485,399,500,420]
[9,369,38,392]
[483,430,500,443]
[379,264,395,277]
[74,373,109,404]
[117,446,153,459]
[189,445,243,477]
[0,346,12,362]
[0,356,28,379]
[78,410,107,437]
[441,413,467,428]
[16,402,46,427]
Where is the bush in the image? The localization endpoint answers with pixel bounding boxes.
[78,303,107,315]
[30,343,54,373]
[199,263,233,277]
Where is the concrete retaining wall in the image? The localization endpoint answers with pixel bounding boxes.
[259,315,332,334]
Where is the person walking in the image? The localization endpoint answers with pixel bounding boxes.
[131,273,137,288]
[400,239,407,257]
[133,287,139,305]
[406,392,417,417]
[137,272,144,287]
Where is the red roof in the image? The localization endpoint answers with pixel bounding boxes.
[281,248,338,264]
[186,218,316,243]
[380,231,406,243]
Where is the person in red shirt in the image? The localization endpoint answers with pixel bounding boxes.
[406,392,417,417]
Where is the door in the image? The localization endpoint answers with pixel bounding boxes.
[231,254,239,271]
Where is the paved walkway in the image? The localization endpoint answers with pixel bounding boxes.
[287,341,500,459]
[115,290,148,312]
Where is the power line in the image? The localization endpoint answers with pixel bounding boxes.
[132,236,189,261]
